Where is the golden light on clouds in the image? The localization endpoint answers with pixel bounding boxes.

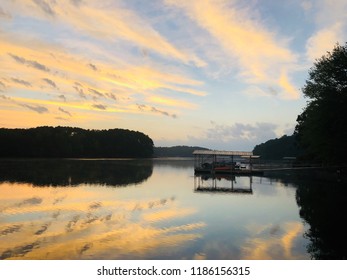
[149,96,198,109]
[279,71,300,99]
[0,30,202,126]
[306,23,344,62]
[165,0,299,99]
[8,0,204,67]
[1,0,345,147]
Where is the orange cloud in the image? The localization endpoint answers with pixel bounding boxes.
[279,70,300,99]
[0,27,204,128]
[148,96,198,109]
[306,23,344,61]
[6,0,205,67]
[166,0,299,99]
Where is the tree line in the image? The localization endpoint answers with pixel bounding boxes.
[0,126,154,158]
[254,42,347,165]
[253,135,302,160]
[294,43,347,165]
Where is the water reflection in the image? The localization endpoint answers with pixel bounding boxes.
[0,159,153,187]
[194,174,253,194]
[295,179,347,259]
[0,181,205,259]
[0,159,346,259]
[240,221,307,259]
[189,174,309,259]
[257,170,347,259]
[152,158,195,169]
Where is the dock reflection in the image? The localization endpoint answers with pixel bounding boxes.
[194,174,253,194]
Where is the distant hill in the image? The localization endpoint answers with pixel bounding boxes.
[253,135,302,160]
[154,146,209,157]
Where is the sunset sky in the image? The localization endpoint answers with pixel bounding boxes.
[1,0,346,150]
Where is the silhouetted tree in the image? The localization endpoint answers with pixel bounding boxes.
[253,134,301,160]
[0,126,154,158]
[295,43,347,164]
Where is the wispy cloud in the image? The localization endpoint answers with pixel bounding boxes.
[105,92,117,101]
[166,0,299,99]
[88,63,98,71]
[2,0,335,149]
[58,95,66,102]
[42,78,58,89]
[70,0,83,7]
[0,6,11,19]
[55,117,69,121]
[58,107,72,117]
[1,31,202,120]
[92,104,107,110]
[11,78,32,87]
[72,85,87,99]
[0,81,6,91]
[137,104,177,119]
[148,95,197,109]
[32,0,55,16]
[0,94,11,100]
[8,53,50,72]
[17,0,205,67]
[19,103,49,114]
[306,24,343,61]
[305,0,347,61]
[151,106,177,119]
[88,88,104,98]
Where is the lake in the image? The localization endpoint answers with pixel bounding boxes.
[0,159,346,260]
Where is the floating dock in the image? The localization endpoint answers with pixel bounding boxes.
[193,149,262,175]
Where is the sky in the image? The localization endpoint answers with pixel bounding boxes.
[0,0,346,150]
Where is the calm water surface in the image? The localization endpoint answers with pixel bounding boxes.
[0,159,346,260]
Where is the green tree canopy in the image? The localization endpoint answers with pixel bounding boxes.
[295,43,347,164]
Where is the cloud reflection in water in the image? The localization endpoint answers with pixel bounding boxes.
[241,222,307,260]
[0,182,204,259]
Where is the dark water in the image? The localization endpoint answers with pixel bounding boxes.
[0,159,346,260]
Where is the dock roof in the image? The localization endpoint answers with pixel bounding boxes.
[193,150,253,156]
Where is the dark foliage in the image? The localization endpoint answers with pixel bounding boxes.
[253,134,302,160]
[295,43,347,164]
[0,126,154,158]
